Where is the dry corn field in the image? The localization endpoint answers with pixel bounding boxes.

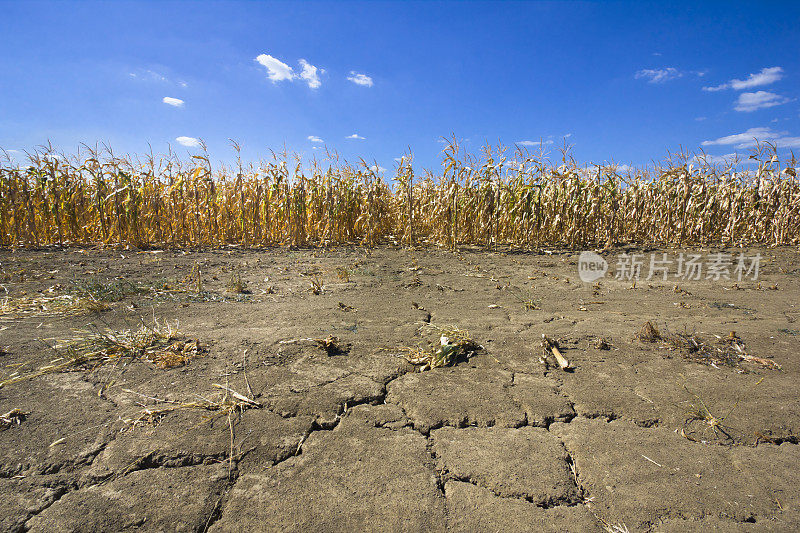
[1,140,798,249]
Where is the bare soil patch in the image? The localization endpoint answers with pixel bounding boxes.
[1,245,798,531]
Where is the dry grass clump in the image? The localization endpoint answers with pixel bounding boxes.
[226,272,248,294]
[401,324,481,371]
[119,382,261,478]
[278,334,350,356]
[665,330,781,369]
[505,285,541,310]
[401,344,459,371]
[0,408,26,429]
[0,321,203,388]
[150,339,202,369]
[121,383,260,430]
[424,324,481,351]
[677,376,764,445]
[313,334,350,356]
[308,275,324,295]
[71,278,150,302]
[591,337,612,350]
[635,321,661,343]
[638,323,782,370]
[0,294,108,321]
[335,267,351,282]
[1,139,797,249]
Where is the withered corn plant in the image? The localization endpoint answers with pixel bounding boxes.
[0,139,797,249]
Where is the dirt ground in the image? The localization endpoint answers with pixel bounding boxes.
[1,244,799,532]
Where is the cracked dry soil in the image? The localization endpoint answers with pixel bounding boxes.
[1,245,799,532]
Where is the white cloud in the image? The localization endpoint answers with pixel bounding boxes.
[369,165,386,173]
[346,134,365,140]
[694,153,739,164]
[732,67,784,90]
[694,153,764,166]
[307,135,324,143]
[701,127,777,147]
[734,91,790,112]
[579,163,633,177]
[162,96,184,107]
[711,153,740,163]
[635,67,682,84]
[518,139,553,146]
[701,127,800,149]
[255,54,295,83]
[702,83,728,92]
[129,69,187,88]
[775,137,800,148]
[703,66,784,92]
[695,116,707,121]
[347,72,373,87]
[175,136,201,148]
[255,54,323,89]
[129,69,168,83]
[298,59,322,89]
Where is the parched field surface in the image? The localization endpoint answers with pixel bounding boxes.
[1,245,799,532]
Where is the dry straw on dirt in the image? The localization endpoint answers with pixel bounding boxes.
[0,408,26,429]
[0,321,203,389]
[635,321,661,343]
[636,322,781,370]
[1,139,797,249]
[0,294,108,320]
[401,324,481,371]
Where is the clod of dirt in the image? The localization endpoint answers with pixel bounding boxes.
[636,321,661,342]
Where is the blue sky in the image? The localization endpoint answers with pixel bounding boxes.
[1,1,799,173]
